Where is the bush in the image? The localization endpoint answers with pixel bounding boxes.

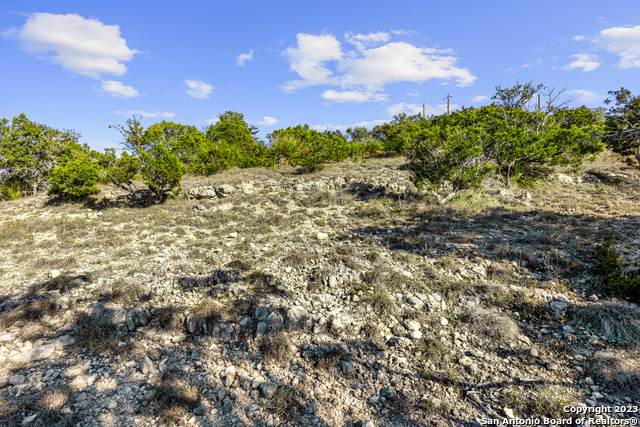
[406,114,494,204]
[596,233,640,303]
[47,158,101,197]
[140,145,185,200]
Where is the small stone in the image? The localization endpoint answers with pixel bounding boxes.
[503,407,515,418]
[10,374,26,386]
[316,232,329,240]
[546,361,560,371]
[260,381,278,398]
[588,294,599,302]
[341,360,356,376]
[141,356,154,375]
[440,317,449,326]
[49,270,61,278]
[458,356,473,367]
[229,232,238,238]
[529,348,539,357]
[22,414,38,425]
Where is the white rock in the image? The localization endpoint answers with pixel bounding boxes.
[317,232,329,240]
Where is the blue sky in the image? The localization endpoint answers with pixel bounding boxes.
[1,0,640,151]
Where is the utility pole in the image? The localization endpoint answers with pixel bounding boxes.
[537,94,541,112]
[423,102,426,118]
[447,94,450,116]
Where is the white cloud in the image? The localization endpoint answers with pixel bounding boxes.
[255,116,278,126]
[98,80,139,98]
[312,119,388,133]
[3,13,138,78]
[115,110,175,118]
[237,50,254,66]
[595,25,640,68]
[565,89,605,105]
[344,31,390,51]
[563,53,601,72]
[185,80,214,99]
[471,95,489,103]
[282,32,475,99]
[205,116,220,125]
[321,89,387,103]
[406,89,419,97]
[282,33,343,91]
[573,35,586,41]
[387,102,459,117]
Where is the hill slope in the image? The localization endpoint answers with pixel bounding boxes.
[1,153,640,426]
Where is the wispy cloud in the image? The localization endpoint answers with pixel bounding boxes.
[565,89,605,105]
[321,89,387,103]
[471,95,489,104]
[563,53,601,72]
[185,80,214,99]
[115,110,175,118]
[237,50,254,66]
[3,13,139,78]
[98,80,139,98]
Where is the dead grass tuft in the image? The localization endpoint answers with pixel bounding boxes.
[574,301,640,345]
[155,374,202,425]
[261,331,296,366]
[462,306,521,342]
[267,385,306,423]
[588,350,640,398]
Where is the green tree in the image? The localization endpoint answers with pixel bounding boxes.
[110,116,186,200]
[406,110,494,204]
[603,87,640,166]
[48,157,101,197]
[0,114,86,196]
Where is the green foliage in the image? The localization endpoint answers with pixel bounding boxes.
[110,116,185,200]
[99,149,140,191]
[603,87,640,166]
[48,157,101,197]
[0,114,86,196]
[203,111,268,169]
[406,112,494,204]
[269,133,305,166]
[141,145,185,200]
[144,121,206,168]
[402,84,603,202]
[596,234,640,303]
[268,124,364,171]
[371,113,426,155]
[0,179,22,200]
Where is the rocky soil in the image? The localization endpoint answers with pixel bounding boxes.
[1,153,640,426]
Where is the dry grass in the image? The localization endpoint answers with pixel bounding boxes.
[573,301,640,345]
[0,388,76,426]
[155,374,202,425]
[266,385,306,423]
[462,306,521,343]
[588,350,640,399]
[261,331,296,366]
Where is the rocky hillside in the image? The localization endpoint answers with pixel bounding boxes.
[1,153,640,427]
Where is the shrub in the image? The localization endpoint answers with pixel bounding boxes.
[48,158,101,197]
[140,145,185,200]
[0,179,22,200]
[596,233,640,303]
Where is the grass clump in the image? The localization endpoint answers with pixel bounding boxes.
[267,385,306,423]
[462,306,521,343]
[574,301,640,345]
[587,350,640,399]
[155,374,202,425]
[261,331,296,366]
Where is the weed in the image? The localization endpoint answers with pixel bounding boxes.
[462,306,521,343]
[262,331,296,366]
[574,301,640,345]
[267,385,306,422]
